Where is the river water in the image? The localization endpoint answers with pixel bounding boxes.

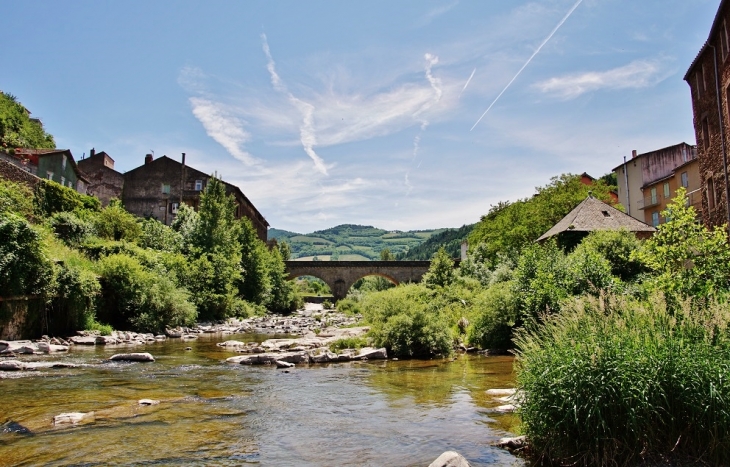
[0,334,524,466]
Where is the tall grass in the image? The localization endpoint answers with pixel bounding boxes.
[514,293,730,466]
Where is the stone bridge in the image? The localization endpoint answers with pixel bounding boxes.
[284,261,432,301]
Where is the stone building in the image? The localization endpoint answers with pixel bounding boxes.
[77,149,124,207]
[612,143,700,226]
[684,0,730,228]
[122,154,269,242]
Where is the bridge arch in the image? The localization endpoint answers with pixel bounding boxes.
[284,261,433,301]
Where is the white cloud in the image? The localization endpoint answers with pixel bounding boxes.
[533,59,671,99]
[188,97,258,165]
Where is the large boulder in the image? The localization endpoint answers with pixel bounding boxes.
[428,451,472,467]
[353,347,387,360]
[37,342,69,353]
[69,336,98,346]
[226,351,310,365]
[109,353,155,362]
[95,335,118,345]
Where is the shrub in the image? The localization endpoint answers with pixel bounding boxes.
[329,336,369,353]
[467,282,517,350]
[139,218,182,252]
[336,297,362,316]
[423,247,455,289]
[49,262,100,334]
[360,284,453,357]
[49,211,95,245]
[512,241,570,321]
[34,179,99,216]
[129,275,197,333]
[0,178,34,218]
[93,203,142,242]
[574,229,648,282]
[515,293,730,466]
[184,253,240,321]
[322,299,333,310]
[565,247,614,295]
[0,213,53,296]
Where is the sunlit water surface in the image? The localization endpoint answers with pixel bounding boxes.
[0,334,523,466]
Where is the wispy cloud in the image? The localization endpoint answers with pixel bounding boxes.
[532,58,671,99]
[415,0,459,28]
[188,97,258,165]
[261,33,329,175]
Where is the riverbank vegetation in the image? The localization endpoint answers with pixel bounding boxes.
[344,177,730,465]
[0,175,300,335]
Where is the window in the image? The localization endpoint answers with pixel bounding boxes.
[708,177,717,210]
[46,171,53,181]
[652,211,660,227]
[162,184,171,194]
[62,155,67,170]
[651,187,657,205]
[696,67,706,98]
[663,182,670,199]
[170,202,179,214]
[681,172,689,188]
[60,176,65,186]
[195,180,203,191]
[68,181,73,188]
[702,116,711,149]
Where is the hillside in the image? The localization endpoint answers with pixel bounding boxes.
[396,224,474,260]
[268,224,450,260]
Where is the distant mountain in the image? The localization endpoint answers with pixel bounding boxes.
[396,224,474,260]
[268,224,450,260]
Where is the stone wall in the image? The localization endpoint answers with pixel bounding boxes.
[0,159,41,189]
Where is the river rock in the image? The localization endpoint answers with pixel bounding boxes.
[0,360,26,371]
[138,399,160,406]
[493,404,516,413]
[275,360,295,368]
[496,435,526,452]
[95,335,117,345]
[165,328,183,338]
[227,351,311,365]
[37,342,69,353]
[428,451,472,467]
[109,352,155,362]
[1,421,31,435]
[353,347,387,360]
[310,351,339,363]
[485,388,516,396]
[69,336,98,346]
[217,340,247,348]
[53,412,95,426]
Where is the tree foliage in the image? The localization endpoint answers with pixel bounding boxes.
[468,174,617,265]
[0,92,55,150]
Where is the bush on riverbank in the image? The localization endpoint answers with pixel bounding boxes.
[515,293,730,465]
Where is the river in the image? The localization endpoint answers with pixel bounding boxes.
[0,333,524,466]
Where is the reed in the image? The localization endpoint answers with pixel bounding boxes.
[514,293,730,465]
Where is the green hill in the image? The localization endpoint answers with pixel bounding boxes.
[268,224,452,260]
[396,224,474,260]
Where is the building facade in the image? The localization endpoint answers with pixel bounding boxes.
[77,149,124,206]
[122,154,269,242]
[10,148,88,194]
[612,143,700,227]
[684,0,730,228]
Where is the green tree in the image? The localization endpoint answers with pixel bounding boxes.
[0,92,55,150]
[379,248,395,261]
[634,187,730,298]
[468,174,616,265]
[93,201,142,241]
[237,217,270,305]
[0,213,53,296]
[266,246,299,312]
[170,203,199,254]
[191,176,241,258]
[423,247,455,289]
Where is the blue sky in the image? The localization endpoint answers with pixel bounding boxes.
[1,0,720,232]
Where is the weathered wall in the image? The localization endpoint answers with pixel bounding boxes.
[0,159,41,188]
[78,154,124,206]
[686,2,730,228]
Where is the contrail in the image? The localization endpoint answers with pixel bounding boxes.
[470,0,583,131]
[460,68,476,97]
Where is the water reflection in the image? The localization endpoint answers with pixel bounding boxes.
[0,336,523,466]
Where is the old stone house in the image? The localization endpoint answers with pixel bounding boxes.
[684,0,730,228]
[76,149,124,206]
[120,153,268,242]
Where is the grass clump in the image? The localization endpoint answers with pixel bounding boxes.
[515,293,730,466]
[328,336,369,353]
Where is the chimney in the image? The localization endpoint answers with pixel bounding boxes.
[145,153,153,164]
[631,150,637,159]
[90,148,95,158]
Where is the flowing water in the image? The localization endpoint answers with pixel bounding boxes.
[0,334,524,466]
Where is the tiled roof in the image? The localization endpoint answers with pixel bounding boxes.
[537,196,655,242]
